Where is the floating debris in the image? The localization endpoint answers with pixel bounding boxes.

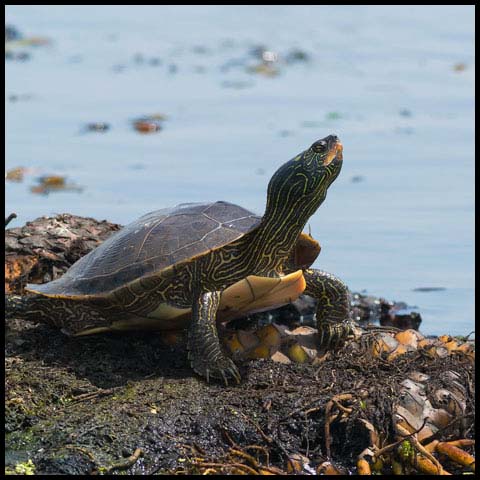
[246,44,311,76]
[399,108,413,117]
[5,23,51,61]
[129,163,146,170]
[5,50,30,61]
[261,50,278,63]
[145,113,168,121]
[350,175,364,183]
[255,168,265,176]
[6,167,28,182]
[133,120,162,134]
[149,57,162,66]
[30,175,83,195]
[278,129,293,137]
[5,24,22,42]
[246,45,280,76]
[249,44,269,60]
[453,62,467,72]
[247,63,280,76]
[412,287,447,292]
[83,122,110,133]
[20,36,51,47]
[285,48,310,64]
[249,45,278,63]
[131,114,167,134]
[8,93,33,102]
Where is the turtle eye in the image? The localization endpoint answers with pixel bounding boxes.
[312,140,327,154]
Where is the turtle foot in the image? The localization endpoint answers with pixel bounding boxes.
[318,319,356,350]
[188,348,241,386]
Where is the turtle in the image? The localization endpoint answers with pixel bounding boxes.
[6,134,354,384]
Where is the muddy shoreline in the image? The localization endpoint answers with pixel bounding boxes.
[5,214,475,475]
[5,317,475,475]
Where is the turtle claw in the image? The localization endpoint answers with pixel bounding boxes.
[228,365,241,384]
[210,357,241,386]
[190,353,241,385]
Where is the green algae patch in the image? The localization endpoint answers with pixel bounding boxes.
[5,459,36,475]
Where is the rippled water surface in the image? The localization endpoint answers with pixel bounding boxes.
[5,5,474,335]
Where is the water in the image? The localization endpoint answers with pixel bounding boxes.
[5,5,474,336]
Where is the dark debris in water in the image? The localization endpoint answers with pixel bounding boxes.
[83,122,111,133]
[412,287,447,292]
[5,24,23,42]
[7,93,33,102]
[285,48,310,64]
[453,62,467,72]
[120,41,311,81]
[5,50,31,61]
[131,114,167,134]
[30,175,84,195]
[5,167,30,182]
[350,175,365,183]
[5,23,52,63]
[399,108,413,117]
[133,120,162,133]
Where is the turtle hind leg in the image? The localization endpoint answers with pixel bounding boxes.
[303,269,355,349]
[6,293,58,324]
[187,291,241,385]
[5,293,110,335]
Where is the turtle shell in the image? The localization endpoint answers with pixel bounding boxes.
[27,202,261,297]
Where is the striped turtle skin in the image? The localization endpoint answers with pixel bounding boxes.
[8,134,354,385]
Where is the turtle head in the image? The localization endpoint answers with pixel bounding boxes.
[264,134,343,227]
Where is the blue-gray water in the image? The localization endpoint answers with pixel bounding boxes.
[5,5,474,336]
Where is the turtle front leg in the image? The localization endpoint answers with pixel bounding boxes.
[303,269,355,349]
[187,291,241,385]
